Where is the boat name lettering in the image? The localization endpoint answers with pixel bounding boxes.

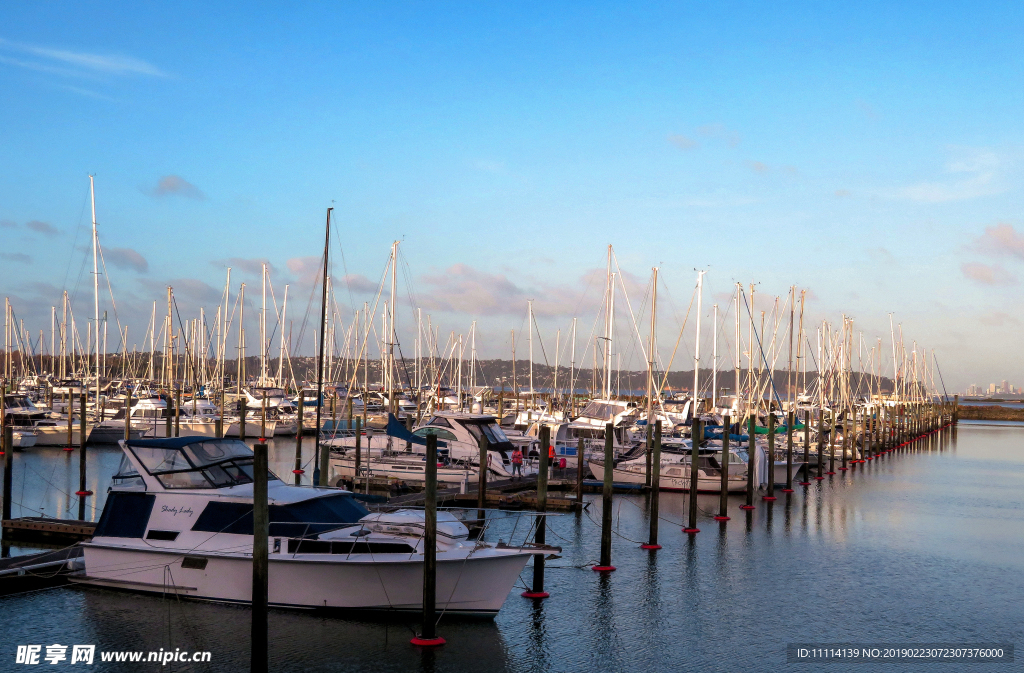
[161,505,195,518]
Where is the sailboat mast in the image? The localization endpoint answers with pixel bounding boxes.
[646,267,658,434]
[313,208,332,485]
[90,175,101,405]
[528,300,534,408]
[693,271,704,413]
[712,302,718,409]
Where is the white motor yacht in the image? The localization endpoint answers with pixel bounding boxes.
[73,436,539,616]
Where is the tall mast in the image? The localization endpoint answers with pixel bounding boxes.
[712,302,718,409]
[734,283,741,411]
[603,245,613,400]
[692,270,704,412]
[389,241,397,407]
[313,208,332,485]
[646,268,658,433]
[569,317,577,407]
[167,287,174,388]
[237,284,245,397]
[278,285,289,387]
[90,175,101,404]
[787,286,795,410]
[261,263,267,386]
[528,300,534,407]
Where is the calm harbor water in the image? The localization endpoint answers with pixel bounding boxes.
[2,422,1022,672]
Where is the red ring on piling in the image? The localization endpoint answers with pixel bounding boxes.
[814,476,825,480]
[838,468,849,471]
[521,591,550,598]
[739,505,756,510]
[592,565,616,572]
[292,469,305,474]
[714,516,731,521]
[75,490,93,496]
[798,481,811,486]
[781,488,794,493]
[410,636,446,647]
[826,471,836,475]
[682,528,700,534]
[762,496,777,501]
[63,447,75,451]
[640,544,662,550]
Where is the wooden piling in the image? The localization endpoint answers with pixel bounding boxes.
[523,425,550,597]
[799,409,811,485]
[815,408,825,479]
[477,434,487,525]
[260,391,267,440]
[66,392,73,449]
[840,407,849,470]
[2,425,12,522]
[239,397,247,443]
[715,415,731,519]
[685,419,702,531]
[764,414,776,500]
[575,437,584,508]
[783,410,794,491]
[251,441,269,672]
[318,420,330,487]
[741,416,756,509]
[293,394,303,485]
[216,388,225,439]
[643,420,663,547]
[594,422,615,571]
[826,409,836,475]
[355,417,363,492]
[174,388,181,438]
[412,433,445,646]
[124,388,132,442]
[77,393,90,520]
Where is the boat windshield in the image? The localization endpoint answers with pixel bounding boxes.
[580,401,627,420]
[128,440,275,489]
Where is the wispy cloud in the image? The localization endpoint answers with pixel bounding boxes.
[105,247,148,273]
[0,219,16,229]
[0,37,166,78]
[961,262,1016,286]
[150,175,206,200]
[978,310,1019,327]
[894,147,1005,203]
[25,220,59,236]
[1,252,31,263]
[748,160,769,174]
[668,134,698,151]
[211,257,275,276]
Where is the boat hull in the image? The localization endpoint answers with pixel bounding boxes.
[76,543,529,617]
[588,460,747,493]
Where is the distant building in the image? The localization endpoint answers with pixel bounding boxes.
[989,383,998,394]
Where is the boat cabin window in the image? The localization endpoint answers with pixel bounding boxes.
[424,416,451,428]
[192,493,369,536]
[414,427,457,442]
[128,439,274,489]
[580,401,627,420]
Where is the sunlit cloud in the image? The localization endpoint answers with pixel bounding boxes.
[0,37,166,77]
[105,247,148,273]
[961,262,1016,286]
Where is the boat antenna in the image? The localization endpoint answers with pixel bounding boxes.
[313,207,332,486]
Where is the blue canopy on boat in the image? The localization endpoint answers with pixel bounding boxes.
[126,435,228,449]
[385,413,447,448]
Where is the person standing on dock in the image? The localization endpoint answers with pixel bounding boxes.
[511,446,523,479]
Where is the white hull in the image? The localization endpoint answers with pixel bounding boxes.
[12,431,37,448]
[30,425,82,446]
[329,455,478,488]
[141,421,223,438]
[223,420,277,438]
[588,460,748,493]
[77,543,528,616]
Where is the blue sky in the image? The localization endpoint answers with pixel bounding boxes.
[2,1,1023,391]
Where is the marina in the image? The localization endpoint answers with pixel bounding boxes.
[4,4,1024,670]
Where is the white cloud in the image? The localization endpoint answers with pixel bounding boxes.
[0,37,166,77]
